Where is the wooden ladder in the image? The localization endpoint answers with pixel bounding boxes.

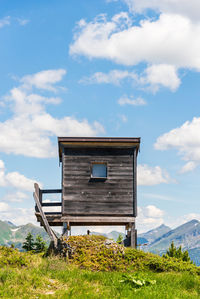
[33,183,58,247]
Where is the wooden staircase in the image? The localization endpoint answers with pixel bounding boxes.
[33,183,59,247]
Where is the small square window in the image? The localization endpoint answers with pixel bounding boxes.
[91,163,107,179]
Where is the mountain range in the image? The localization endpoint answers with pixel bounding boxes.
[0,220,50,250]
[2,218,200,265]
[137,220,200,266]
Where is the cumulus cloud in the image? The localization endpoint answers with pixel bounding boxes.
[142,64,181,92]
[0,69,104,158]
[0,159,39,191]
[123,0,200,22]
[21,69,67,91]
[138,164,171,185]
[70,12,200,70]
[70,9,200,92]
[81,65,180,92]
[118,95,146,106]
[155,117,200,172]
[137,205,164,233]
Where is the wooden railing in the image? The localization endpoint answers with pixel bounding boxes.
[34,184,62,215]
[33,183,62,246]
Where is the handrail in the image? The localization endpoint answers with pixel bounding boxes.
[33,183,58,246]
[42,202,62,207]
[34,186,62,211]
[41,189,62,194]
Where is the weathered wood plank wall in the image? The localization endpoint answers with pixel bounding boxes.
[62,147,136,217]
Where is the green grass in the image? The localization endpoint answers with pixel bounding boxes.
[1,237,200,298]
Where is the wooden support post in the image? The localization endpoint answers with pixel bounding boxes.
[133,147,137,217]
[63,222,68,237]
[63,222,70,237]
[130,222,136,248]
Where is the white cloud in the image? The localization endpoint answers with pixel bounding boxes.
[70,12,200,69]
[118,95,146,106]
[180,161,197,174]
[21,69,67,91]
[0,159,39,191]
[137,205,164,233]
[0,69,104,158]
[143,64,181,92]
[80,69,136,85]
[1,191,28,203]
[70,11,200,91]
[138,164,171,185]
[0,202,9,212]
[0,16,10,28]
[6,172,36,192]
[0,206,37,226]
[81,65,179,92]
[123,0,200,22]
[155,117,200,172]
[143,205,164,218]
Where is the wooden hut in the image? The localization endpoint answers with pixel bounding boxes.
[34,137,140,247]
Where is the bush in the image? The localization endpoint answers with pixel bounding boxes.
[60,235,200,274]
[34,235,47,253]
[22,233,35,251]
[22,233,47,253]
[163,241,192,263]
[0,246,31,267]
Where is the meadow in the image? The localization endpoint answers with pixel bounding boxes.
[1,236,200,298]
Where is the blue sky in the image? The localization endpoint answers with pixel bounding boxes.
[0,0,200,233]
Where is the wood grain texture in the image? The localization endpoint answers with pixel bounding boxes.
[62,147,136,217]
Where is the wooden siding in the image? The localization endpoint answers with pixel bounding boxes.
[62,147,136,216]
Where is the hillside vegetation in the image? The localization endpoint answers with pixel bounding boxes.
[1,235,200,298]
[0,220,50,249]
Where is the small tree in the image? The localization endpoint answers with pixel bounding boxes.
[22,232,35,251]
[34,235,47,253]
[117,233,123,244]
[163,241,191,262]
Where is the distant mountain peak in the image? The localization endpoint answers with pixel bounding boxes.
[158,224,170,229]
[4,220,16,228]
[187,219,199,224]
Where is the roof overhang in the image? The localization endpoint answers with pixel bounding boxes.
[58,137,141,162]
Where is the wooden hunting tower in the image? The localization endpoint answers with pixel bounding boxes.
[34,137,140,248]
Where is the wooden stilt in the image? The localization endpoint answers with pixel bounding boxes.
[130,222,136,248]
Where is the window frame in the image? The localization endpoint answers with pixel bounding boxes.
[90,162,108,181]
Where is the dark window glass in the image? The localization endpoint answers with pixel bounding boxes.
[91,163,107,178]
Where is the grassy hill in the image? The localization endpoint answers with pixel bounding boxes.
[1,235,200,298]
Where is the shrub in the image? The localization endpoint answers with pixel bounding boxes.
[163,241,192,262]
[22,233,47,253]
[34,235,47,253]
[116,233,123,244]
[22,233,35,251]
